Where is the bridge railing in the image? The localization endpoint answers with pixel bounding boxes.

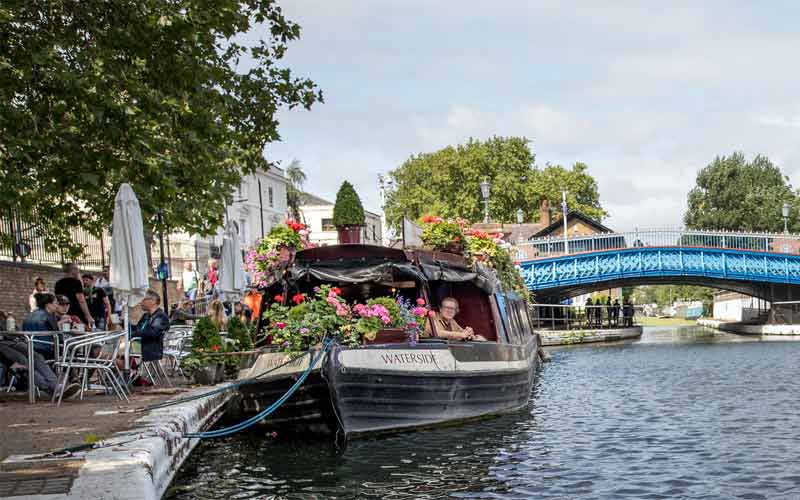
[516,228,800,260]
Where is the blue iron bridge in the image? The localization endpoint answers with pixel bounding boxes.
[516,228,800,300]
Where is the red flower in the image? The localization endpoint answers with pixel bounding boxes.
[416,298,426,306]
[453,236,461,242]
[292,293,305,305]
[331,287,342,296]
[274,294,284,302]
[276,322,286,329]
[211,345,220,352]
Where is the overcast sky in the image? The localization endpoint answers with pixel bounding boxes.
[263,1,800,231]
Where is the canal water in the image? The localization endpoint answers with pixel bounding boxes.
[167,326,800,499]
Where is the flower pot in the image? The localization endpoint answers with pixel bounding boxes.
[337,225,363,244]
[192,363,225,385]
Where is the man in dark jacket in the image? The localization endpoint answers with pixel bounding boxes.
[22,292,70,359]
[133,290,170,362]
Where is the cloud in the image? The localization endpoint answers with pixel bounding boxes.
[260,1,800,233]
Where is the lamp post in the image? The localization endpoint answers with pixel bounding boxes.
[562,190,569,254]
[783,202,790,234]
[516,208,524,225]
[480,178,491,224]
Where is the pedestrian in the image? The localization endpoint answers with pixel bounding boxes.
[28,277,48,312]
[95,266,115,313]
[207,259,219,291]
[82,274,111,330]
[207,299,227,331]
[585,298,594,328]
[181,262,200,300]
[54,263,93,329]
[606,297,613,328]
[613,299,621,327]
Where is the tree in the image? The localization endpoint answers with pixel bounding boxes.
[333,181,365,227]
[0,1,322,258]
[285,159,306,221]
[382,137,605,231]
[684,153,799,232]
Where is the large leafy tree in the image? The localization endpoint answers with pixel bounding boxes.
[383,136,605,230]
[0,1,322,257]
[684,153,799,232]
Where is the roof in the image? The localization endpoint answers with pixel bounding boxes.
[530,211,613,239]
[299,192,333,206]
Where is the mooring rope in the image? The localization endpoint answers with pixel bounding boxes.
[183,337,335,439]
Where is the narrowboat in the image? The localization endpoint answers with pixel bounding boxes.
[236,245,540,439]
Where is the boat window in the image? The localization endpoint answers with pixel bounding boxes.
[429,282,497,341]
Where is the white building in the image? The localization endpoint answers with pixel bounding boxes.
[712,291,770,322]
[299,192,383,247]
[167,167,290,278]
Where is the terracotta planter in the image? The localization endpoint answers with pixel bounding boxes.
[337,225,363,244]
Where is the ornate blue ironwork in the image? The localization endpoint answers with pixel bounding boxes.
[519,247,800,293]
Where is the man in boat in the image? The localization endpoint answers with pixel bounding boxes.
[424,297,487,341]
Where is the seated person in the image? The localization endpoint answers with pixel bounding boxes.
[22,292,71,359]
[424,297,487,341]
[132,289,170,363]
[233,301,252,324]
[169,300,201,325]
[0,339,80,398]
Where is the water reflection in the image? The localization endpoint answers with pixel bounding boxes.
[168,326,800,499]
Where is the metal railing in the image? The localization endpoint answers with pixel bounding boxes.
[0,208,110,270]
[531,303,642,330]
[517,227,800,260]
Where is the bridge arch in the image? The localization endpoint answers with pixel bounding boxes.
[518,246,800,301]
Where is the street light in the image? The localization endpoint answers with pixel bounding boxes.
[480,178,491,223]
[516,208,524,225]
[783,202,790,234]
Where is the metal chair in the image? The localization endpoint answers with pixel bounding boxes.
[53,330,129,406]
[162,326,194,377]
[129,338,173,387]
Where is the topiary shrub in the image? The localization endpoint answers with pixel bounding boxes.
[227,316,254,351]
[192,316,223,351]
[333,181,366,227]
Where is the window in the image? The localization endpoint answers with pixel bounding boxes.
[239,219,248,246]
[321,218,335,231]
[372,226,377,241]
[268,186,274,208]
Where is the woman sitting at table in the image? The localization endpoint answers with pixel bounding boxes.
[22,293,72,360]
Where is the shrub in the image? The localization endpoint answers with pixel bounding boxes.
[332,181,365,226]
[227,316,253,351]
[192,316,223,352]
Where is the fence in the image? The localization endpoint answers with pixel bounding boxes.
[0,209,110,270]
[517,228,800,260]
[531,303,642,330]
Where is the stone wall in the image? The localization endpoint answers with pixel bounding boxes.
[0,261,179,324]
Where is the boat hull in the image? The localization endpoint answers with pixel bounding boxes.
[236,338,539,438]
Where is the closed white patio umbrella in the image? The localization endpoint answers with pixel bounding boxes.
[218,220,247,301]
[110,183,149,371]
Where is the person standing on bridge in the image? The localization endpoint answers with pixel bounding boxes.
[613,299,621,327]
[606,297,613,328]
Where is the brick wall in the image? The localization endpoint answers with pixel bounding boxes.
[0,261,179,325]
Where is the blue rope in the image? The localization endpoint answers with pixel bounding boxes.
[184,338,334,439]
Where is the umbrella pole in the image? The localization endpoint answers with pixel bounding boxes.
[124,305,131,378]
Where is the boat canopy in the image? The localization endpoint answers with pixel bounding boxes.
[290,245,502,294]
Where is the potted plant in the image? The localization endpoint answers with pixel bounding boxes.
[420,215,466,254]
[182,317,225,384]
[333,181,366,244]
[245,219,312,288]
